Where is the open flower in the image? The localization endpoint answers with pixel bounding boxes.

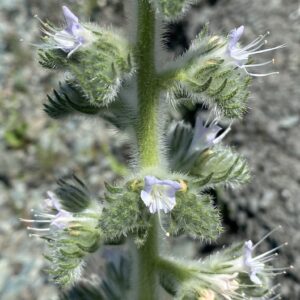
[42,191,73,229]
[219,227,292,289]
[39,6,94,57]
[227,25,285,77]
[140,176,181,214]
[240,238,290,286]
[189,114,231,154]
[21,191,73,233]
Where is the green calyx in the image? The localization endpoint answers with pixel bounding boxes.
[153,0,201,19]
[163,31,251,119]
[68,29,134,107]
[55,175,92,213]
[43,176,102,286]
[45,215,102,286]
[169,191,222,240]
[101,182,151,246]
[191,146,251,188]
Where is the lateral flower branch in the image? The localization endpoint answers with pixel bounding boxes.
[22,1,289,299]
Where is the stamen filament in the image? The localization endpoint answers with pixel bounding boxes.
[27,227,50,232]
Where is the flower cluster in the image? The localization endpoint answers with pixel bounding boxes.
[177,228,292,300]
[27,2,288,297]
[21,186,102,285]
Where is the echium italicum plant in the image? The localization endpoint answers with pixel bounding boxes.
[21,1,292,299]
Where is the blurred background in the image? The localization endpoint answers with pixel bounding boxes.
[0,0,299,299]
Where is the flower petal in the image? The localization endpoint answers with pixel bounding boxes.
[46,191,61,211]
[141,176,180,214]
[140,190,152,207]
[62,6,79,30]
[250,272,262,285]
[228,25,244,51]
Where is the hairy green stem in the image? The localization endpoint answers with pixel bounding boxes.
[136,217,159,300]
[136,0,159,168]
[135,1,160,299]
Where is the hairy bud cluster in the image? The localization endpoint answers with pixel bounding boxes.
[163,30,251,119]
[22,176,102,286]
[151,0,202,19]
[38,7,135,107]
[174,228,291,300]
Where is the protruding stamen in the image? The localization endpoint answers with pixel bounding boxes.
[244,70,279,77]
[158,210,170,237]
[253,226,282,249]
[244,60,275,68]
[247,44,286,56]
[27,227,50,232]
[213,124,231,145]
[20,218,51,223]
[254,242,288,260]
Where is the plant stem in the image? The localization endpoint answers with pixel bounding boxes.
[135,1,159,299]
[136,0,159,168]
[136,216,158,300]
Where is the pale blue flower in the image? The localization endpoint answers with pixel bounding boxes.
[141,176,181,214]
[243,240,264,285]
[189,114,231,154]
[39,6,94,57]
[227,25,285,77]
[44,191,73,229]
[21,191,73,233]
[242,237,290,286]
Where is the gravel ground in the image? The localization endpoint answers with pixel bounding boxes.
[0,0,299,299]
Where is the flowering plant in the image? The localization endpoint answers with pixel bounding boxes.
[23,1,289,299]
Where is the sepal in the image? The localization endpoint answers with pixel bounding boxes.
[175,230,288,299]
[55,174,92,213]
[38,48,69,69]
[44,82,101,119]
[169,191,222,240]
[152,0,201,20]
[60,254,131,300]
[100,181,151,246]
[44,81,135,130]
[191,147,251,188]
[68,28,135,107]
[167,121,194,172]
